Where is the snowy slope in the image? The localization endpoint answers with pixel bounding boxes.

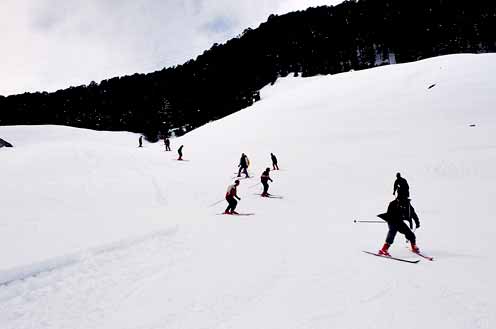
[1,53,495,329]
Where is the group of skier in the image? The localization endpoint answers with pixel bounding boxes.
[224,152,280,214]
[138,135,183,160]
[139,134,426,258]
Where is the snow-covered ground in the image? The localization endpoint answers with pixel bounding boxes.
[1,53,495,329]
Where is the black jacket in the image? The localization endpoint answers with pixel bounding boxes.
[378,199,420,228]
[239,155,248,168]
[393,177,409,195]
[261,170,272,183]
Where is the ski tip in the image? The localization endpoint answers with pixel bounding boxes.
[413,250,434,261]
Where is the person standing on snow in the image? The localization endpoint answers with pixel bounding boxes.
[225,179,241,214]
[271,153,279,170]
[164,138,171,151]
[138,136,143,147]
[393,172,410,201]
[377,198,421,256]
[177,145,184,160]
[260,168,273,197]
[237,153,249,178]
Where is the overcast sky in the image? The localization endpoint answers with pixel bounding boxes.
[0,0,344,96]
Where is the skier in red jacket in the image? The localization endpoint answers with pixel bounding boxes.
[224,180,241,214]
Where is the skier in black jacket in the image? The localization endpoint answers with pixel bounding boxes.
[271,153,279,170]
[177,145,184,160]
[378,198,421,256]
[393,172,410,201]
[260,168,273,197]
[237,153,249,178]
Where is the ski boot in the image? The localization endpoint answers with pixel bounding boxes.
[378,243,391,256]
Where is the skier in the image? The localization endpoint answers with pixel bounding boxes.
[138,136,143,147]
[393,172,410,201]
[177,145,184,160]
[237,153,249,178]
[377,198,421,256]
[271,153,279,170]
[164,138,171,151]
[260,168,273,197]
[224,179,241,214]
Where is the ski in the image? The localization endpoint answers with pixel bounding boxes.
[254,193,283,199]
[412,251,434,261]
[362,251,420,264]
[405,245,434,261]
[216,213,255,216]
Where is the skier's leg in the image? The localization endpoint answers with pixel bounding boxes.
[379,223,397,255]
[397,222,415,243]
[378,223,397,255]
[397,222,419,251]
[226,197,237,213]
[385,223,398,245]
[406,228,418,252]
[225,198,232,213]
[404,228,416,244]
[230,199,238,213]
[262,182,269,196]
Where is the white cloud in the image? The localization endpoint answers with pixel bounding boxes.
[0,0,343,95]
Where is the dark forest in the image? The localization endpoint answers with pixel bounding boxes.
[1,0,495,140]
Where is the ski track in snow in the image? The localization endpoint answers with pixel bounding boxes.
[0,228,179,286]
[0,228,183,329]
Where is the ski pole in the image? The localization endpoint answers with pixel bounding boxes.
[207,199,225,208]
[353,220,385,223]
[248,182,260,189]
